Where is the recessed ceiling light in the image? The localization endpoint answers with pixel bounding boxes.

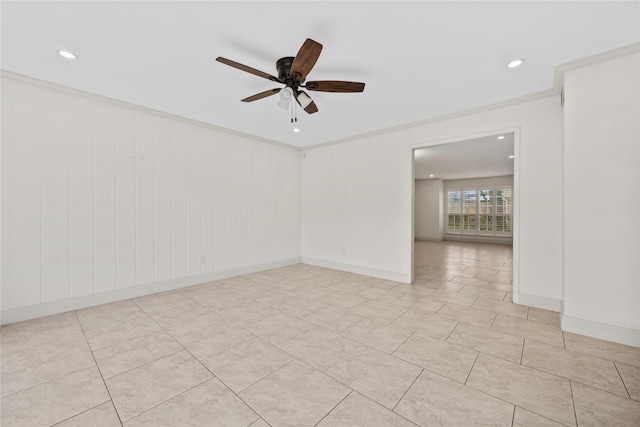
[497,136,505,140]
[508,155,515,159]
[429,174,434,178]
[507,59,524,68]
[293,128,300,132]
[58,50,77,59]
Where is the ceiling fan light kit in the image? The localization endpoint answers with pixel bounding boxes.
[216,38,366,120]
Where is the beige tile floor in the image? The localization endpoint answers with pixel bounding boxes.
[1,240,639,426]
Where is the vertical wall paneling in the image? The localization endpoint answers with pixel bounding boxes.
[186,126,202,276]
[1,81,13,310]
[135,113,155,285]
[40,88,69,303]
[200,131,215,274]
[170,121,187,279]
[284,150,301,258]
[272,146,284,261]
[2,74,302,318]
[256,144,271,264]
[115,109,136,288]
[68,96,95,297]
[237,139,249,267]
[213,138,227,271]
[246,142,260,266]
[226,141,239,269]
[8,81,41,308]
[93,103,117,293]
[154,117,172,282]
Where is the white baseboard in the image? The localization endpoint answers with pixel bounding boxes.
[515,292,562,312]
[1,258,301,325]
[301,257,410,283]
[561,315,640,348]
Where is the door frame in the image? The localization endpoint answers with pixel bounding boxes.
[408,127,521,302]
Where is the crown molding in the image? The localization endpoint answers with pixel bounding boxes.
[1,70,300,152]
[303,42,640,151]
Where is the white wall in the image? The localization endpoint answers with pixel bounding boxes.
[302,96,563,306]
[414,179,443,241]
[1,74,301,324]
[562,51,640,346]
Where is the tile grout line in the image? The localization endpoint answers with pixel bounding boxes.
[312,390,353,427]
[568,380,579,427]
[391,368,424,412]
[463,353,480,385]
[73,311,125,427]
[509,405,516,427]
[122,376,215,424]
[49,401,118,427]
[612,361,632,399]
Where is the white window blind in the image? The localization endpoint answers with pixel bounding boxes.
[446,186,512,236]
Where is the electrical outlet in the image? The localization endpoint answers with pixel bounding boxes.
[199,255,206,265]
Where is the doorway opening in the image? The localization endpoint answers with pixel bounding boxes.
[410,129,520,301]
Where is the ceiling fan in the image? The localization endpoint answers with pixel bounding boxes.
[216,38,365,115]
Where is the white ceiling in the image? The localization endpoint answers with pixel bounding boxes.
[2,1,639,148]
[414,133,514,180]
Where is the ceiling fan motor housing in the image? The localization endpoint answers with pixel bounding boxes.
[276,57,296,85]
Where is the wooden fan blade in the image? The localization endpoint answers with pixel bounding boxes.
[294,90,318,114]
[216,57,282,83]
[290,39,323,83]
[241,88,281,102]
[305,81,365,93]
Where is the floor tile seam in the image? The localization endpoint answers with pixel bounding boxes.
[390,349,475,384]
[73,311,125,426]
[389,346,438,373]
[272,323,334,351]
[128,299,192,350]
[490,351,630,399]
[100,347,186,381]
[89,329,169,354]
[351,389,424,427]
[612,361,633,399]
[489,311,498,329]
[566,375,637,401]
[111,300,224,382]
[567,380,579,427]
[219,352,297,395]
[442,320,462,341]
[453,347,525,370]
[391,368,425,413]
[463,377,573,426]
[235,358,316,422]
[489,325,562,347]
[320,343,364,375]
[464,353,480,385]
[525,316,562,328]
[523,338,630,367]
[119,376,219,424]
[311,389,354,427]
[0,355,100,399]
[561,344,640,368]
[49,401,120,427]
[0,363,101,402]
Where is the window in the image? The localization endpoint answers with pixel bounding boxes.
[447,187,512,236]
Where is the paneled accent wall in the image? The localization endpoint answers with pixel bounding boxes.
[1,74,301,317]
